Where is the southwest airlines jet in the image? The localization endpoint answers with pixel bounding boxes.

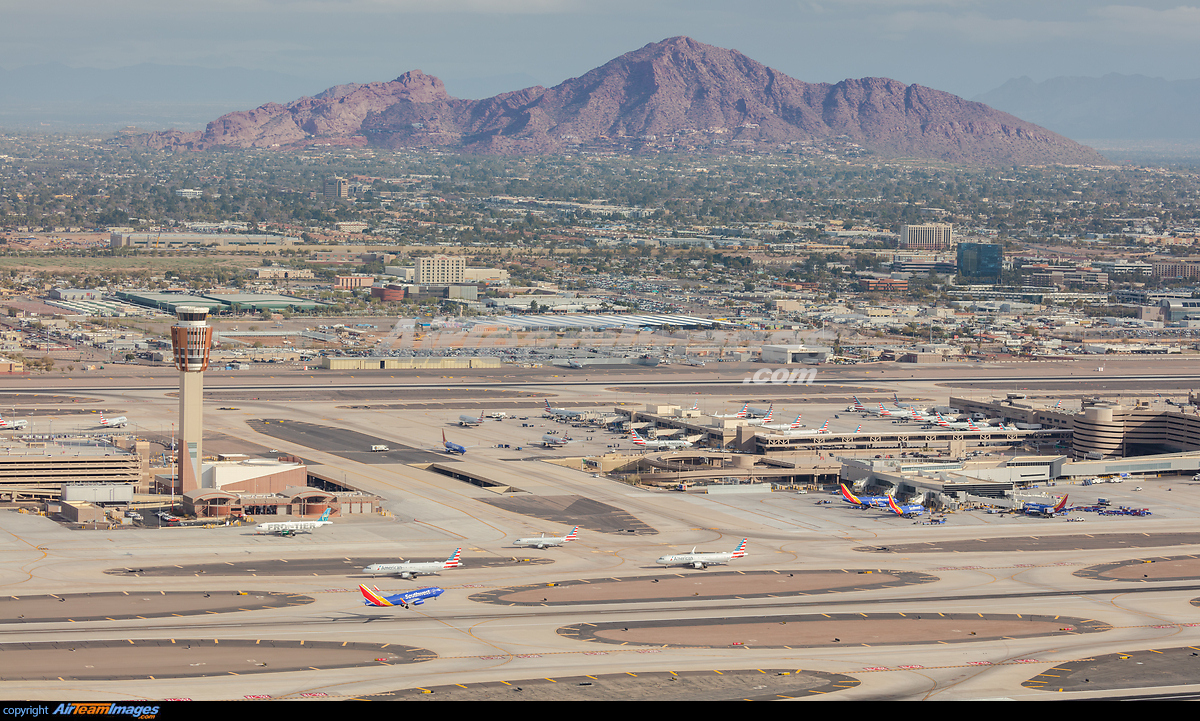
[441,430,467,455]
[363,548,463,579]
[256,509,333,535]
[359,584,444,609]
[656,539,747,569]
[839,484,890,508]
[887,496,925,517]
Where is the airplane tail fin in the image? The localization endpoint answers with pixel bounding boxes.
[840,484,862,505]
[887,496,903,515]
[359,584,392,607]
[731,538,747,558]
[443,548,463,569]
[564,526,579,541]
[1054,494,1069,512]
[318,509,332,522]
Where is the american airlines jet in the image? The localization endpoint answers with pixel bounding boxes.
[542,433,574,447]
[543,399,582,419]
[743,403,774,423]
[458,411,485,427]
[0,414,27,430]
[363,548,463,579]
[712,403,750,419]
[760,412,804,431]
[780,419,829,436]
[656,539,747,569]
[514,526,579,549]
[630,429,694,450]
[99,413,129,428]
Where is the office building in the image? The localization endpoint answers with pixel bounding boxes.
[324,176,349,200]
[957,242,1003,280]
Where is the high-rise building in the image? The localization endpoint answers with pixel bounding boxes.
[415,255,466,285]
[171,306,213,493]
[323,176,349,200]
[899,223,953,250]
[957,242,1003,280]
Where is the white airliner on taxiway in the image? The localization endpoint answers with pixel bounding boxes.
[256,509,333,536]
[0,414,27,430]
[458,411,485,427]
[99,413,129,428]
[656,539,747,569]
[363,548,463,579]
[513,526,579,549]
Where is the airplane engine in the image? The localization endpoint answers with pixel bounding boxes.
[693,562,706,569]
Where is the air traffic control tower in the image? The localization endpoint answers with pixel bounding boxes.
[171,306,213,493]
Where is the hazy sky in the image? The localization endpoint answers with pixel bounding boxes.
[5,0,1199,99]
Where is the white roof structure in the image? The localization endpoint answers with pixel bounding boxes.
[471,313,718,331]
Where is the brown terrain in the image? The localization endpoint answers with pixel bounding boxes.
[130,36,1105,165]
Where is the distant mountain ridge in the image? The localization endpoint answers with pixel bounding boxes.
[131,36,1105,165]
[974,74,1200,141]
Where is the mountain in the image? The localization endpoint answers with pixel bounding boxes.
[131,37,1105,165]
[974,74,1200,141]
